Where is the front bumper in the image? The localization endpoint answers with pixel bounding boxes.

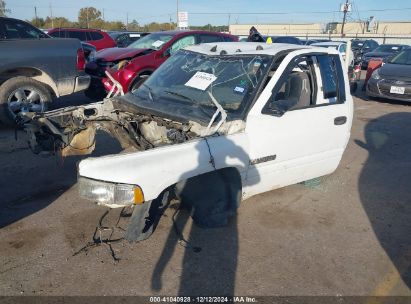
[367,78,411,102]
[85,60,114,77]
[74,75,91,93]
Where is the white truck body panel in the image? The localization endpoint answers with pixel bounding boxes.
[79,133,251,201]
[79,46,353,203]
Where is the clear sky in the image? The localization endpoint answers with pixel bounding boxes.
[7,0,411,26]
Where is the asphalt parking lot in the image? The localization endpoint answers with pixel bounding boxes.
[0,89,410,296]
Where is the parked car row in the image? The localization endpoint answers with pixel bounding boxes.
[1,16,409,128]
[84,30,238,99]
[47,28,152,50]
[360,43,409,69]
[366,48,411,102]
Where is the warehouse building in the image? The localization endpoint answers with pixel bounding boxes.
[229,21,411,44]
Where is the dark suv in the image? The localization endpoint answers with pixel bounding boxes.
[48,28,116,51]
[351,39,379,67]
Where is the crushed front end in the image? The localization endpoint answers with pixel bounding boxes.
[18,97,197,157]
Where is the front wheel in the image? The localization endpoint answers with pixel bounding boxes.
[0,76,52,125]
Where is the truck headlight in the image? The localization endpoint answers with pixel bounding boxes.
[78,177,144,208]
[371,69,381,80]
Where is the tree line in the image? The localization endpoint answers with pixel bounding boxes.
[1,3,228,32]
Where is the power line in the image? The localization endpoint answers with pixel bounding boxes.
[189,7,411,15]
[9,4,411,14]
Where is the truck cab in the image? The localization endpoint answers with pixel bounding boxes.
[21,42,353,241]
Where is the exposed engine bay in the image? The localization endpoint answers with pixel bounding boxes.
[18,98,201,157]
[18,49,273,157]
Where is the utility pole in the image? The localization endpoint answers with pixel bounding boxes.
[227,13,231,32]
[126,13,129,30]
[341,0,349,37]
[103,8,105,21]
[86,8,89,28]
[34,6,38,25]
[49,3,54,28]
[176,0,179,30]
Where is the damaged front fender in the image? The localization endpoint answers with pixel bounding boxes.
[78,133,250,202]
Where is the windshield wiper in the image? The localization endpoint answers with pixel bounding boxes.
[164,90,195,103]
[164,90,219,119]
[205,91,227,136]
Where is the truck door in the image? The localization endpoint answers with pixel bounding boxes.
[243,51,352,198]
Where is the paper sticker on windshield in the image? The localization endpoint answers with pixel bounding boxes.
[234,80,247,95]
[234,86,246,94]
[185,72,217,91]
[130,34,141,38]
[392,46,399,50]
[152,40,165,48]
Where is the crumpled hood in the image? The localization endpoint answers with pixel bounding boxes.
[95,47,150,62]
[379,63,411,79]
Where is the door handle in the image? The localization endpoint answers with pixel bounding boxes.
[334,116,347,125]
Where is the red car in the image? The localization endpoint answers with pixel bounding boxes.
[84,30,238,97]
[47,28,116,51]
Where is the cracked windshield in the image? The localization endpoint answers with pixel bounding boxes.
[133,50,271,111]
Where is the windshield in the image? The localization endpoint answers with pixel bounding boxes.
[374,45,402,53]
[133,50,272,112]
[388,50,411,65]
[351,41,364,48]
[127,32,174,50]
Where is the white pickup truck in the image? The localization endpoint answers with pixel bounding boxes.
[21,42,353,242]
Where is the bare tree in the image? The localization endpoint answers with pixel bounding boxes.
[78,7,102,28]
[0,0,10,17]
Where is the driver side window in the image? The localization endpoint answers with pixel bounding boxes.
[3,19,46,39]
[170,35,196,55]
[266,57,315,114]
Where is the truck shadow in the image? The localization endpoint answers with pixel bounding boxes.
[356,112,411,289]
[0,131,123,228]
[151,137,259,296]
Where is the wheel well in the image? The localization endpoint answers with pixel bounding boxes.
[128,70,153,91]
[173,167,242,227]
[0,67,58,97]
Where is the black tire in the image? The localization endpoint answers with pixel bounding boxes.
[175,168,242,228]
[0,76,52,125]
[129,74,150,93]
